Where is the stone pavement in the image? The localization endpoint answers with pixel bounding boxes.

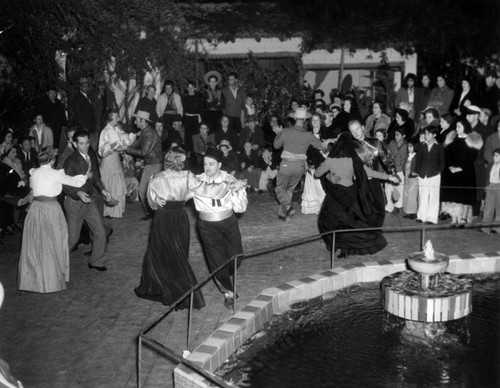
[0,193,499,388]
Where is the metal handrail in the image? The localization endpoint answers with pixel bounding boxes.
[137,221,500,387]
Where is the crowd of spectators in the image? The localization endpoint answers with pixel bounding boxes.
[1,68,500,292]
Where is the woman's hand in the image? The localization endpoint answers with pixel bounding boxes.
[388,175,400,184]
[156,196,166,207]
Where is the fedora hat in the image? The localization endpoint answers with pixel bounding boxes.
[204,70,222,86]
[288,107,312,120]
[132,110,152,123]
[205,147,223,163]
[217,139,233,151]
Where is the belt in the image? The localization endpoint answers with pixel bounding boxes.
[199,210,233,222]
[34,196,57,202]
[184,113,199,117]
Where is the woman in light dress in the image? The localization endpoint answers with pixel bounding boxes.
[302,113,327,214]
[98,111,137,217]
[134,148,205,309]
[18,150,87,293]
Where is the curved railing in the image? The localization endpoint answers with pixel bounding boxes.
[137,221,500,388]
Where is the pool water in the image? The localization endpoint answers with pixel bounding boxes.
[218,276,499,387]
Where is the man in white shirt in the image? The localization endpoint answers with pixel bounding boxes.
[190,147,248,307]
[28,114,54,152]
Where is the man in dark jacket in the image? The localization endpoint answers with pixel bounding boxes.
[63,130,111,271]
[222,72,246,133]
[72,77,97,149]
[41,86,68,150]
[126,110,163,220]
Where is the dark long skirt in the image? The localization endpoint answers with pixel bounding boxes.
[318,181,387,255]
[134,201,205,309]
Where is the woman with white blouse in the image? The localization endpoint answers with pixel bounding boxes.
[98,111,136,217]
[18,150,86,293]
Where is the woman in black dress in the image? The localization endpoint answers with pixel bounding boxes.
[315,132,398,256]
[134,148,205,309]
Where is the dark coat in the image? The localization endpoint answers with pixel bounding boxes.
[72,91,96,132]
[17,148,39,176]
[415,142,445,179]
[450,90,477,117]
[40,96,68,146]
[239,126,265,151]
[62,147,105,200]
[214,128,239,151]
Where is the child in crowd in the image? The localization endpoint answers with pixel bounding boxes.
[257,145,279,193]
[385,128,407,214]
[238,141,261,191]
[374,128,387,146]
[415,125,445,224]
[122,153,139,202]
[481,147,500,233]
[403,142,419,219]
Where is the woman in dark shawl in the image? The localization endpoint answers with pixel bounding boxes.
[315,132,398,256]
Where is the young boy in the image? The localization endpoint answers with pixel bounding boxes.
[415,125,445,224]
[481,147,500,233]
[385,128,408,214]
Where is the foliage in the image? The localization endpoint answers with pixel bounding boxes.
[1,0,500,129]
[200,54,302,122]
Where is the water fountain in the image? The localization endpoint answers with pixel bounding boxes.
[382,240,473,342]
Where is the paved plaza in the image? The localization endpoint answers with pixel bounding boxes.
[0,193,499,388]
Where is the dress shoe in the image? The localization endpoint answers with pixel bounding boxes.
[337,250,349,259]
[439,212,451,221]
[88,263,107,271]
[84,250,92,257]
[140,214,152,221]
[69,245,79,253]
[223,292,239,309]
[392,208,400,215]
[415,219,423,223]
[424,221,435,225]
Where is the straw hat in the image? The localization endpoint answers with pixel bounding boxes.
[132,110,152,123]
[217,139,233,151]
[204,71,222,86]
[288,107,312,120]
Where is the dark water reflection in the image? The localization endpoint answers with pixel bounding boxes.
[220,279,499,388]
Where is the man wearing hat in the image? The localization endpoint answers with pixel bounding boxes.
[190,147,248,307]
[90,75,118,135]
[273,107,333,220]
[40,85,68,151]
[481,69,500,117]
[465,104,495,216]
[72,77,96,145]
[161,114,185,152]
[126,110,163,220]
[203,71,224,133]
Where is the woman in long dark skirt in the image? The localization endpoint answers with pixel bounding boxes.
[134,147,205,309]
[315,132,399,256]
